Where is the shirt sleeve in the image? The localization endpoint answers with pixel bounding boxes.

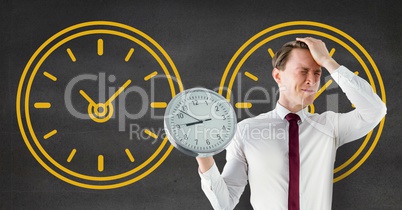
[198,124,248,210]
[330,66,387,147]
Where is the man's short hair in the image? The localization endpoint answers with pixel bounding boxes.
[272,41,309,70]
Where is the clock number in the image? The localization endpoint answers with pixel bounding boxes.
[205,100,209,106]
[184,134,188,140]
[206,139,210,145]
[176,124,180,129]
[195,139,198,145]
[182,105,188,111]
[222,115,227,120]
[192,100,199,106]
[215,105,219,112]
[177,113,184,119]
[217,134,223,141]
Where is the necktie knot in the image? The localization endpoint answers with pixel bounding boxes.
[285,113,300,123]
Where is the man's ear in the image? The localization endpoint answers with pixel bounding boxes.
[272,68,281,85]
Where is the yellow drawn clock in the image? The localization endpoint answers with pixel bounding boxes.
[218,21,386,182]
[16,21,183,189]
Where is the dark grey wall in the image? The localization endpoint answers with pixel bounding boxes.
[1,0,401,209]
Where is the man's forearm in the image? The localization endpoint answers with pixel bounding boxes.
[322,57,340,74]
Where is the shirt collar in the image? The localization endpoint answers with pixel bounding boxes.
[275,102,309,123]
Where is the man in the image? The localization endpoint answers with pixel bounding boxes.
[196,37,387,209]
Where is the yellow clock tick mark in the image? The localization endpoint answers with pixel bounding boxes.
[329,48,336,57]
[235,102,252,109]
[43,71,57,81]
[267,48,275,58]
[150,102,167,108]
[144,71,158,81]
[244,71,259,82]
[43,129,57,140]
[66,48,76,62]
[125,48,135,62]
[98,155,104,172]
[144,129,158,139]
[67,149,77,162]
[97,39,104,56]
[34,102,51,109]
[125,149,135,162]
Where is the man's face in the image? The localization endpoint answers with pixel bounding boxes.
[274,48,322,109]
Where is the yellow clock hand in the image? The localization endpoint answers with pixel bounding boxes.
[105,79,132,105]
[79,90,97,105]
[79,79,131,123]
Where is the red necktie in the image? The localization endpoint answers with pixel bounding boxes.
[286,113,300,210]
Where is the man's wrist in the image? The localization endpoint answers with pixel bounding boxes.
[322,58,341,73]
[196,156,215,174]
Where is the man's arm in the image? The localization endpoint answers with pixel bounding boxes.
[196,127,248,210]
[331,66,386,145]
[297,37,387,145]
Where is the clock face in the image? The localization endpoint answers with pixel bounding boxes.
[16,21,183,189]
[164,88,237,157]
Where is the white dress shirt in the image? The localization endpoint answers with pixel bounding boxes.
[199,66,387,210]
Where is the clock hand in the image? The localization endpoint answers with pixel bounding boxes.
[178,110,202,122]
[186,121,203,126]
[79,80,130,123]
[105,79,132,105]
[79,90,97,105]
[185,118,211,126]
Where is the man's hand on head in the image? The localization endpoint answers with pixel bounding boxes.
[296,37,340,73]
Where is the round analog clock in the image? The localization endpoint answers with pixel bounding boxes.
[16,21,183,189]
[164,88,237,157]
